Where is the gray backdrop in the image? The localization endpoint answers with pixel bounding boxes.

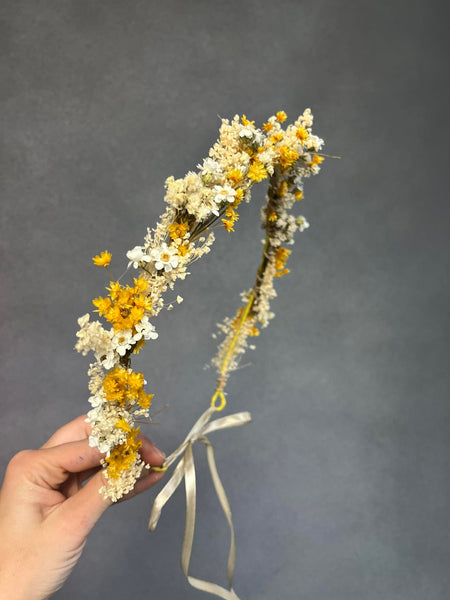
[1,1,449,599]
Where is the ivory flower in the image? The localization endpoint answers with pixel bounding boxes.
[150,243,179,272]
[127,246,151,269]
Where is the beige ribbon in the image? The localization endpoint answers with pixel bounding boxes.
[148,405,252,599]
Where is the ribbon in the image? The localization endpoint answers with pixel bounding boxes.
[148,405,252,599]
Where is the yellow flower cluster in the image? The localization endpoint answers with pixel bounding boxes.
[274,247,291,278]
[278,146,300,171]
[103,365,154,409]
[93,276,151,331]
[104,426,142,480]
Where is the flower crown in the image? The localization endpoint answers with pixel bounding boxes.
[75,109,325,597]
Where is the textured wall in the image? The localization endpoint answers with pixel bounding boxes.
[1,1,449,599]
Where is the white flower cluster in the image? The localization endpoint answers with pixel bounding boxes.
[76,313,158,371]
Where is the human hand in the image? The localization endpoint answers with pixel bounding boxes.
[0,415,166,600]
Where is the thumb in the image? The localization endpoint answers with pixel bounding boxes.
[56,469,112,538]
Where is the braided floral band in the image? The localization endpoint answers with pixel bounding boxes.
[75,109,325,597]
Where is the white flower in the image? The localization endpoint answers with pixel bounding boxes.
[75,318,114,358]
[293,175,304,190]
[176,295,183,304]
[239,127,253,139]
[88,393,104,408]
[77,313,90,328]
[126,246,151,269]
[112,329,134,356]
[213,185,237,205]
[200,189,221,217]
[296,216,310,232]
[133,316,158,341]
[101,350,119,369]
[253,129,264,146]
[102,351,118,370]
[198,158,222,177]
[150,243,179,272]
[89,434,112,454]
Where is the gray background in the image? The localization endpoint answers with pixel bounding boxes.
[1,1,449,599]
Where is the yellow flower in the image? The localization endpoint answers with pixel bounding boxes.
[247,160,268,182]
[295,190,304,201]
[270,133,284,144]
[133,276,148,293]
[262,121,273,132]
[92,251,112,267]
[225,206,238,220]
[115,418,131,433]
[132,339,146,354]
[278,146,299,170]
[274,268,290,278]
[308,154,325,166]
[168,221,189,240]
[232,189,244,206]
[177,243,189,256]
[278,181,288,196]
[105,427,142,479]
[227,168,243,184]
[296,126,309,143]
[274,247,291,277]
[276,111,287,123]
[222,219,235,233]
[138,389,154,410]
[268,212,278,222]
[92,296,112,316]
[241,115,255,126]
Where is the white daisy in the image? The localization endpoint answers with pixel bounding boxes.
[112,329,134,356]
[150,243,179,272]
[213,185,237,205]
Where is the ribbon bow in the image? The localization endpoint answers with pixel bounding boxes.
[148,404,252,599]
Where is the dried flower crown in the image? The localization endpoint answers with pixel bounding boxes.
[75,109,325,597]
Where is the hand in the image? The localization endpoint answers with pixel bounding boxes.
[0,415,166,600]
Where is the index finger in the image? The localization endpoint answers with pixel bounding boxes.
[40,415,92,449]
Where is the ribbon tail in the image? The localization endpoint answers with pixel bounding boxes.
[180,439,243,600]
[186,575,241,600]
[148,455,186,531]
[181,442,196,576]
[201,435,236,590]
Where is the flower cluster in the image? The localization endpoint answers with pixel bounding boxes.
[76,110,324,500]
[211,109,323,379]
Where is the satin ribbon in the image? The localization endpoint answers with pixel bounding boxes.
[148,405,252,599]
